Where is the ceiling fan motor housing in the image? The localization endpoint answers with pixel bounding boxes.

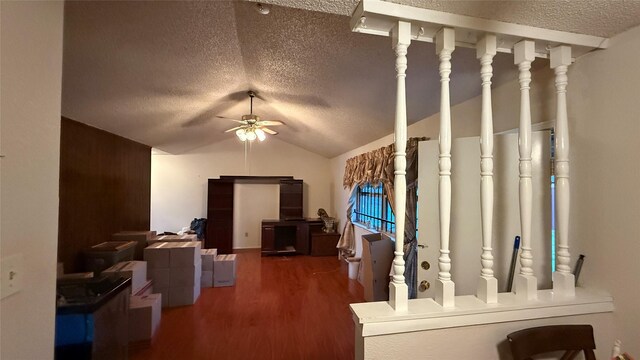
[242,114,260,123]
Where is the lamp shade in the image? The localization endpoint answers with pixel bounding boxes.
[255,128,266,141]
[245,130,257,141]
[236,129,247,141]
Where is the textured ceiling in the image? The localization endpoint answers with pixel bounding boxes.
[62,1,640,157]
[256,0,640,37]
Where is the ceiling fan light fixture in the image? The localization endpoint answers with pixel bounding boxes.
[245,130,257,141]
[236,129,247,141]
[223,90,283,142]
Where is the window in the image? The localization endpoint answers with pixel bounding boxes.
[353,183,396,234]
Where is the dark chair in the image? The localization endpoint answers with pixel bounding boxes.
[507,325,596,360]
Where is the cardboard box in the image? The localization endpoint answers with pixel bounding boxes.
[169,260,202,287]
[148,234,198,244]
[361,233,394,302]
[129,293,161,342]
[213,254,236,287]
[155,287,170,308]
[84,241,136,274]
[134,280,154,296]
[112,231,156,260]
[169,284,200,307]
[148,268,170,289]
[201,249,217,271]
[144,242,173,268]
[113,230,156,240]
[102,261,147,294]
[169,242,201,268]
[201,270,213,288]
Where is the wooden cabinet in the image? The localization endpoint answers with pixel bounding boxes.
[261,224,275,253]
[261,219,322,256]
[206,179,234,254]
[279,179,303,220]
[310,232,341,256]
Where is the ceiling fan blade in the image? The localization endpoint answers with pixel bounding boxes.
[224,126,245,133]
[258,120,284,126]
[261,127,278,135]
[215,115,245,123]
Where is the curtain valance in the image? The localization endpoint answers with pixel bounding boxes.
[342,137,427,189]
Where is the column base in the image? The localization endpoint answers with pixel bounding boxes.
[515,274,538,301]
[435,279,455,308]
[553,272,576,297]
[389,282,408,312]
[476,276,498,304]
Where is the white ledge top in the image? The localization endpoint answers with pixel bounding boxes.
[350,288,614,337]
[350,0,609,59]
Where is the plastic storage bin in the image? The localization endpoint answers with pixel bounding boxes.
[83,241,136,274]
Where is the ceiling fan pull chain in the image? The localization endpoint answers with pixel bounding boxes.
[244,140,248,173]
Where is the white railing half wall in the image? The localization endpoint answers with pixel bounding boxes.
[348,1,614,359]
[476,34,498,304]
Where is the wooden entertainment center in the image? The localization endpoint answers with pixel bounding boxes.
[206,175,339,256]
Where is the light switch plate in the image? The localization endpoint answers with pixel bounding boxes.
[1,253,24,299]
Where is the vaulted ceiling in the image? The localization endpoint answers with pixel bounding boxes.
[62,1,640,158]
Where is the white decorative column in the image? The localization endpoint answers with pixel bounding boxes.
[514,40,537,301]
[388,20,411,312]
[435,27,456,308]
[551,45,575,296]
[476,34,498,304]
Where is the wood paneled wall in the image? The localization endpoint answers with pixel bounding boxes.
[58,117,151,272]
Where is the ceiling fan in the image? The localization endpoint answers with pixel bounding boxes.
[221,91,284,142]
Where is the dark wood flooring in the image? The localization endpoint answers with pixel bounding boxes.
[130,251,364,360]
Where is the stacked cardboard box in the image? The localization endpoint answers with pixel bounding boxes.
[102,261,147,294]
[144,242,171,307]
[129,293,161,342]
[100,259,162,342]
[201,249,217,288]
[134,280,153,296]
[144,242,201,307]
[112,231,157,260]
[214,254,237,287]
[147,234,198,245]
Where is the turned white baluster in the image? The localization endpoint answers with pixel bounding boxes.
[435,27,456,308]
[476,34,498,304]
[514,40,537,301]
[389,20,411,312]
[551,45,575,296]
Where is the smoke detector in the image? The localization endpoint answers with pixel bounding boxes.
[256,3,270,15]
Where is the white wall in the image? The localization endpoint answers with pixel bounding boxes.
[233,183,279,249]
[361,313,614,360]
[569,25,640,356]
[151,137,331,233]
[0,1,64,358]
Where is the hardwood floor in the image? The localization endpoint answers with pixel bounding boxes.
[130,251,364,360]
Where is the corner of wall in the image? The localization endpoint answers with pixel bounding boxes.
[1,2,64,358]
